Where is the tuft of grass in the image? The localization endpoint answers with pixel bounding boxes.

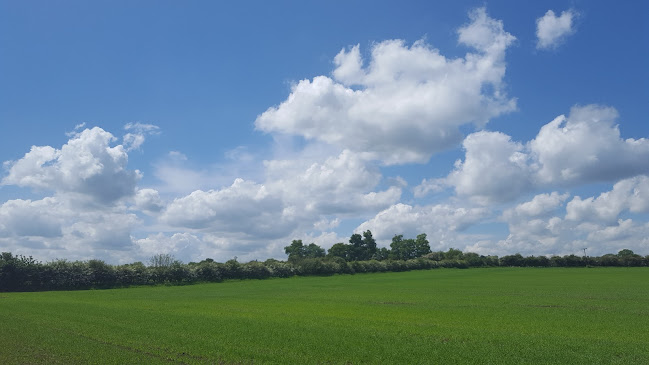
[1,267,648,364]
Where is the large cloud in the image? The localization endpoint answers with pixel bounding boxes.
[159,150,401,242]
[536,9,577,49]
[0,126,152,262]
[0,196,139,261]
[444,105,649,203]
[467,182,649,257]
[356,203,489,250]
[0,198,64,238]
[255,7,516,165]
[160,178,293,239]
[530,105,649,184]
[566,175,649,223]
[265,150,401,215]
[446,131,532,204]
[2,127,140,205]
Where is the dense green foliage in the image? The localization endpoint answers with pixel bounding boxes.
[2,240,648,292]
[1,268,647,364]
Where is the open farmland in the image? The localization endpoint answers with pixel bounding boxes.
[1,267,648,364]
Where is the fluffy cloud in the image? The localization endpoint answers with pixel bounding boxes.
[265,150,401,215]
[255,7,516,164]
[530,105,649,184]
[356,203,489,250]
[160,178,291,239]
[566,175,649,223]
[134,188,165,213]
[0,195,138,261]
[0,126,155,261]
[447,131,532,204]
[446,105,649,203]
[2,127,140,205]
[469,182,649,257]
[536,9,577,49]
[0,198,64,238]
[503,192,569,220]
[135,232,206,263]
[159,150,400,243]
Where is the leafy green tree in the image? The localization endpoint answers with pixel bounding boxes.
[304,243,325,258]
[500,253,524,267]
[284,240,306,261]
[346,231,378,261]
[414,234,431,257]
[349,233,364,260]
[362,230,378,260]
[389,235,416,260]
[327,243,352,261]
[372,247,390,261]
[285,240,325,261]
[617,249,636,257]
[617,249,642,266]
[445,248,463,260]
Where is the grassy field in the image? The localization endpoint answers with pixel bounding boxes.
[1,267,648,364]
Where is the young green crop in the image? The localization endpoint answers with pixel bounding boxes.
[1,267,647,364]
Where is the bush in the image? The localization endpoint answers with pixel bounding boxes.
[195,261,223,282]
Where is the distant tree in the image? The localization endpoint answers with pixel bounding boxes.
[500,253,524,267]
[304,243,325,258]
[361,230,378,260]
[284,240,306,261]
[372,247,390,261]
[149,253,177,268]
[617,249,636,257]
[328,243,352,261]
[598,254,620,266]
[285,240,324,261]
[426,251,445,261]
[445,248,463,260]
[617,249,642,266]
[463,252,483,267]
[389,235,416,260]
[563,254,585,267]
[414,234,431,258]
[349,233,364,261]
[346,231,378,261]
[87,259,116,287]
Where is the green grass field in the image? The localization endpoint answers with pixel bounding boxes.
[1,267,648,364]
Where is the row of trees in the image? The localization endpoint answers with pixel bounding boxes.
[285,231,433,262]
[2,238,647,292]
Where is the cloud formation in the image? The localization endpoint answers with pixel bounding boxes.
[2,127,140,205]
[536,9,577,49]
[446,105,649,203]
[123,122,160,151]
[356,203,489,250]
[256,7,516,164]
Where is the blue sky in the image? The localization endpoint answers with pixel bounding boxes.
[1,0,647,263]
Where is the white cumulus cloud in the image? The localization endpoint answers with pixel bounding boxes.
[566,175,649,223]
[536,9,577,49]
[445,105,649,204]
[356,203,489,250]
[2,127,140,205]
[255,7,516,165]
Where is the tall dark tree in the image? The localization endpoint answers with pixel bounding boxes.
[304,243,326,258]
[414,234,431,258]
[362,230,378,260]
[284,240,305,261]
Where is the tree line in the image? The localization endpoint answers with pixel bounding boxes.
[1,231,647,292]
